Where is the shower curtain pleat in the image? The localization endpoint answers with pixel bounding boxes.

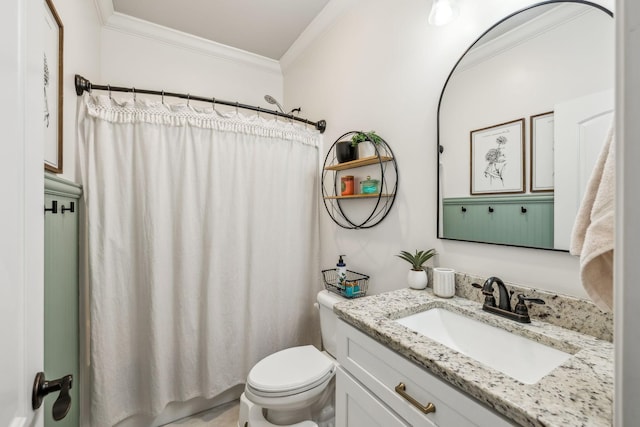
[77,94,321,427]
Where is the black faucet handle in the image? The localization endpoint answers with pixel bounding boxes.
[517,294,545,305]
[514,294,545,316]
[472,282,496,307]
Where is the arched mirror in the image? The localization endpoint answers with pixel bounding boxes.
[437,1,613,250]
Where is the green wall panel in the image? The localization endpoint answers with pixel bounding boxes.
[44,174,81,427]
[443,195,554,249]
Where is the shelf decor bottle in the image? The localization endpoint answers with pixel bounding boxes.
[336,255,347,288]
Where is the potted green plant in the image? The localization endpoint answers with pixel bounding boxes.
[351,131,383,159]
[396,249,437,289]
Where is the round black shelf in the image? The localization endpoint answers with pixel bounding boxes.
[321,131,398,229]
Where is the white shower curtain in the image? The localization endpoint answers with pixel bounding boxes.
[77,93,321,427]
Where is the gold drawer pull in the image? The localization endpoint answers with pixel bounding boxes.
[395,382,436,414]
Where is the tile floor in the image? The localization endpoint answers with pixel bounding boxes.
[164,400,239,427]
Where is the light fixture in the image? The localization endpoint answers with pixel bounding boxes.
[428,0,458,26]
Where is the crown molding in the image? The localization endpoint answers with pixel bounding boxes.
[454,3,600,74]
[94,0,114,25]
[95,2,281,74]
[280,0,360,72]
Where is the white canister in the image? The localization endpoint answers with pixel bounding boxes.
[433,267,456,298]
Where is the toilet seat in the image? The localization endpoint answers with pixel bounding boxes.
[247,345,335,398]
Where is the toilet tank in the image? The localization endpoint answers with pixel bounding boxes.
[317,290,346,357]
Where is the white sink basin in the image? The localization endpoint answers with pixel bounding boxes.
[394,308,573,384]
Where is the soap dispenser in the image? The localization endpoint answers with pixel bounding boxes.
[336,255,347,287]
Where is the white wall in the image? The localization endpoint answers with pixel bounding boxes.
[50,0,102,183]
[100,15,284,118]
[284,0,613,298]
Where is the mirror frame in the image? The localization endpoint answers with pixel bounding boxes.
[436,0,613,251]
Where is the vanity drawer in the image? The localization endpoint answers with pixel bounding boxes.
[336,368,412,427]
[337,320,514,427]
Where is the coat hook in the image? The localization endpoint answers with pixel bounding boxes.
[161,90,165,104]
[132,87,136,102]
[235,102,239,114]
[521,206,527,213]
[44,200,58,214]
[211,97,216,112]
[107,85,112,100]
[61,202,75,214]
[488,206,494,213]
[461,206,466,212]
[187,94,190,106]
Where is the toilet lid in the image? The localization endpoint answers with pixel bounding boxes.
[247,345,335,396]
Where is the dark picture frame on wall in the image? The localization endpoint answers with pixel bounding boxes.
[470,118,525,195]
[43,0,64,174]
[530,111,555,192]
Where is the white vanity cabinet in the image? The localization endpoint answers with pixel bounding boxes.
[336,320,514,427]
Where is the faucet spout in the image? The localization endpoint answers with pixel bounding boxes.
[482,276,511,312]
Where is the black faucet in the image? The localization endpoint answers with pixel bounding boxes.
[472,277,545,323]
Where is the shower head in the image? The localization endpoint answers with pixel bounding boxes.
[264,94,285,113]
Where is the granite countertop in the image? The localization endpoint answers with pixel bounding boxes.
[334,288,613,427]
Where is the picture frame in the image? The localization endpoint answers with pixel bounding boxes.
[43,0,63,173]
[530,111,555,192]
[470,118,525,195]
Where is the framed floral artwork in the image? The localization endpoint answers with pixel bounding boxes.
[470,118,525,195]
[44,0,64,173]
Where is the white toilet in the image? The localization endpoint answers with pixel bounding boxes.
[237,290,345,427]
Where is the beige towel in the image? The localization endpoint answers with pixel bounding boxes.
[570,126,615,311]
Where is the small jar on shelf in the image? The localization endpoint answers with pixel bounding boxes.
[360,176,380,194]
[341,175,355,196]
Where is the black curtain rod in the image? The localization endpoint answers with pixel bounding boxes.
[74,74,327,133]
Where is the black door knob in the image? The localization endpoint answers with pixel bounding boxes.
[32,372,73,421]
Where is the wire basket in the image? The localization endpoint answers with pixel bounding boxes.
[322,269,369,298]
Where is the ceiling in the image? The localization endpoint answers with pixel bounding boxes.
[112,0,331,60]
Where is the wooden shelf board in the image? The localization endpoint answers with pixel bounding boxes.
[324,155,393,171]
[324,193,394,200]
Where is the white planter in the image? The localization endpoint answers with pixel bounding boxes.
[358,141,377,159]
[433,267,456,298]
[407,269,428,290]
